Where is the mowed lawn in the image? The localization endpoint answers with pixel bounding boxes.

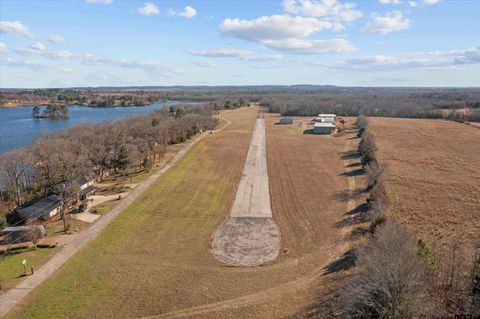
[6,107,257,319]
[0,247,57,290]
[370,118,480,247]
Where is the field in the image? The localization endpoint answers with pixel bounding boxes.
[5,109,362,318]
[369,117,480,247]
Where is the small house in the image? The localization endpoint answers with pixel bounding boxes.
[313,122,336,134]
[6,194,63,225]
[278,117,294,125]
[1,225,46,244]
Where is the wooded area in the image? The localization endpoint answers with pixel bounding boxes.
[0,105,218,225]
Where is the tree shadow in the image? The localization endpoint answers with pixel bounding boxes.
[323,249,357,275]
[347,226,370,240]
[340,168,364,177]
[336,203,371,228]
[340,150,360,159]
[346,162,362,168]
[335,188,367,202]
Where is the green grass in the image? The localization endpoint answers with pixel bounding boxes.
[5,108,257,319]
[0,247,57,290]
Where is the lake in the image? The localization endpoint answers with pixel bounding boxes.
[0,102,185,154]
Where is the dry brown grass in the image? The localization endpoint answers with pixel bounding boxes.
[369,117,480,247]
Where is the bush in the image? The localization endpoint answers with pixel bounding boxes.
[368,215,386,233]
[361,149,377,166]
[36,243,57,249]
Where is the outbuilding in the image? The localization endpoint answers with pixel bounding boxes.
[315,113,337,123]
[313,122,336,134]
[278,117,294,125]
[0,225,46,244]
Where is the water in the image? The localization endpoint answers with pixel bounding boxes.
[0,102,186,154]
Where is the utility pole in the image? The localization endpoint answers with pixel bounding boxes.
[61,184,67,234]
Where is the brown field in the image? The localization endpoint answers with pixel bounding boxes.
[5,109,362,318]
[369,117,480,247]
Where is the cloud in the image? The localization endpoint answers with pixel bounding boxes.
[379,0,402,4]
[319,47,480,71]
[48,34,67,44]
[79,53,187,76]
[248,54,284,62]
[177,6,198,18]
[188,48,286,63]
[0,42,7,53]
[263,38,356,54]
[362,11,411,34]
[137,3,159,15]
[282,0,362,22]
[409,0,442,7]
[188,48,255,59]
[0,21,34,37]
[31,42,46,51]
[220,15,341,42]
[15,43,74,59]
[85,0,113,4]
[0,56,46,69]
[193,60,215,67]
[219,15,355,54]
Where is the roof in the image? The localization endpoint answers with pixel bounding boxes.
[15,194,62,220]
[314,122,336,128]
[317,114,336,117]
[1,225,46,234]
[82,185,95,194]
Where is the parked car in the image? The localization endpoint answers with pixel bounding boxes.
[77,203,87,213]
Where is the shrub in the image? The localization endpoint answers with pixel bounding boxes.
[417,239,436,272]
[368,215,386,233]
[357,127,365,138]
[361,149,377,166]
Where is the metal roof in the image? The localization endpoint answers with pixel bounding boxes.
[317,114,336,117]
[314,122,336,128]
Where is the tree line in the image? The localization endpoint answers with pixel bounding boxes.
[0,104,218,224]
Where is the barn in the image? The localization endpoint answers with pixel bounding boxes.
[313,122,336,134]
[278,117,294,124]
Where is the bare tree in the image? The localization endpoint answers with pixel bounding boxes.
[365,162,388,190]
[341,221,433,318]
[0,150,32,206]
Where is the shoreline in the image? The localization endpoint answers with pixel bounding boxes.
[0,100,203,109]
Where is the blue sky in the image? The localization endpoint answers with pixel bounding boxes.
[0,0,479,88]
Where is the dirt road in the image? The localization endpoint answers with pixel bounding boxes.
[212,112,281,266]
[0,128,215,318]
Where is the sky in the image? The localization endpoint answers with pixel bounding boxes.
[0,0,479,88]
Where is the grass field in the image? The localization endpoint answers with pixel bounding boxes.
[370,118,480,247]
[5,109,359,319]
[0,247,57,290]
